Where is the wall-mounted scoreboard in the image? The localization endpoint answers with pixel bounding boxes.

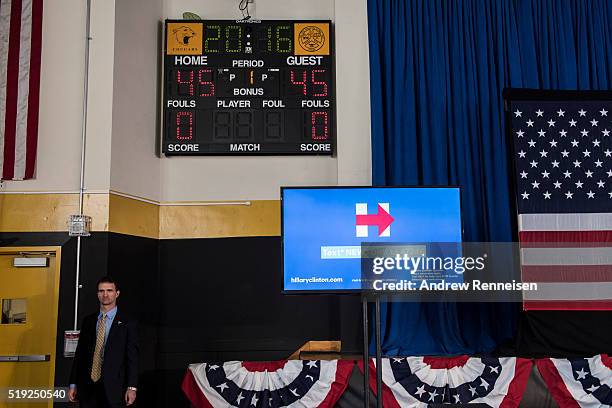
[163,20,334,155]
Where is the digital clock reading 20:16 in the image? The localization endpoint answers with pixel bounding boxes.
[163,20,335,155]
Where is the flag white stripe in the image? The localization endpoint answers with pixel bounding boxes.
[0,0,13,175]
[406,357,486,386]
[447,359,487,383]
[589,355,612,388]
[222,361,303,391]
[523,282,612,300]
[14,0,32,179]
[521,247,612,265]
[519,213,612,231]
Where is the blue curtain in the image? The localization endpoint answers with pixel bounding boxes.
[367,0,612,355]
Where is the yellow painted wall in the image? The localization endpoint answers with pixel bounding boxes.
[0,192,279,239]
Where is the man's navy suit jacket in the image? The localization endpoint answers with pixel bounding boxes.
[70,309,139,404]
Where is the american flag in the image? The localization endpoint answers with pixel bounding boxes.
[0,0,42,180]
[508,93,612,310]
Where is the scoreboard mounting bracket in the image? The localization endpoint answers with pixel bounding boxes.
[162,20,335,156]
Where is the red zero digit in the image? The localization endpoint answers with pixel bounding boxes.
[311,111,329,140]
[176,70,194,96]
[176,111,193,140]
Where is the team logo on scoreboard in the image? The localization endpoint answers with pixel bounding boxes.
[294,23,330,55]
[299,26,325,52]
[166,22,203,55]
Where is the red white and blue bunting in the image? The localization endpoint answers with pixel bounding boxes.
[536,354,612,408]
[361,356,532,407]
[181,356,612,407]
[182,360,353,408]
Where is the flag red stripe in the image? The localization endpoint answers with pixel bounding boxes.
[535,359,581,408]
[24,0,41,179]
[602,354,612,370]
[318,360,354,408]
[359,360,402,408]
[181,370,214,408]
[2,0,22,179]
[524,300,612,310]
[522,265,612,282]
[422,355,469,369]
[499,358,533,408]
[241,360,288,372]
[519,230,612,246]
[521,241,612,248]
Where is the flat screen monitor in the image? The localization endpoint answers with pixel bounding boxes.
[281,186,462,293]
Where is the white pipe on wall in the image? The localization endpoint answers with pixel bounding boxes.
[74,0,93,331]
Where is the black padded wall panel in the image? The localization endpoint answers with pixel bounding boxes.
[156,236,361,407]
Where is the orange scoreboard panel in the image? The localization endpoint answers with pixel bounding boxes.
[163,20,334,155]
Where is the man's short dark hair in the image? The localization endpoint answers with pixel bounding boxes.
[97,276,119,291]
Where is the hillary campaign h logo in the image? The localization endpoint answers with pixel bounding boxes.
[356,203,394,237]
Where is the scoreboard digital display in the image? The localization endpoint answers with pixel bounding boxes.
[162,20,335,155]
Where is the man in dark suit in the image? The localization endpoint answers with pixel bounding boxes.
[69,276,139,407]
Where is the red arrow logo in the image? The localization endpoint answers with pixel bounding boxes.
[355,204,394,236]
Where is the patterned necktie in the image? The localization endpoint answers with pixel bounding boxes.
[90,314,106,382]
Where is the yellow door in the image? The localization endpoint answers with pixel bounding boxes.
[0,247,61,408]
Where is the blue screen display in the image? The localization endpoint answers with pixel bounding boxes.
[282,187,462,291]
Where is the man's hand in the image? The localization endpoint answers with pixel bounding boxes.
[68,387,77,402]
[125,389,137,406]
